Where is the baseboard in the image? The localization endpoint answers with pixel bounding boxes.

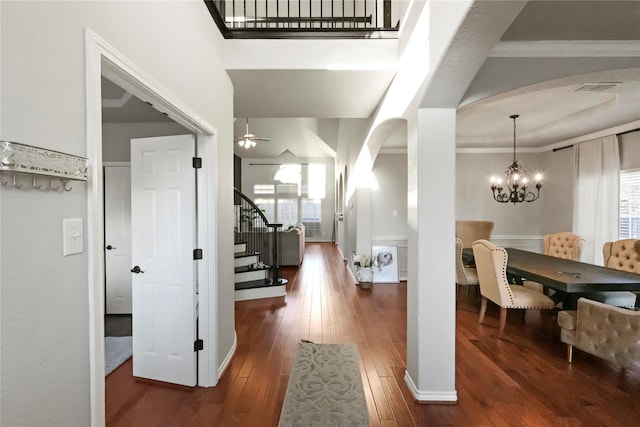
[217,331,237,380]
[235,284,286,301]
[404,371,458,404]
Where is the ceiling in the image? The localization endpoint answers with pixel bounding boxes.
[102,1,640,156]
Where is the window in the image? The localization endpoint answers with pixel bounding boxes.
[254,184,275,194]
[302,198,322,238]
[620,169,640,239]
[277,199,298,227]
[253,198,275,223]
[248,162,329,238]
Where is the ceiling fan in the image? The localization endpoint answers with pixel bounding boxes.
[235,118,270,150]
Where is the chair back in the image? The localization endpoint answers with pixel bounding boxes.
[603,239,640,273]
[472,239,514,306]
[455,238,470,285]
[456,221,494,248]
[544,232,584,261]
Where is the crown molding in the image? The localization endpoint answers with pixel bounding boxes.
[456,119,640,154]
[490,40,640,58]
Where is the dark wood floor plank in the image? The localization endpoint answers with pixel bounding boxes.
[106,242,640,426]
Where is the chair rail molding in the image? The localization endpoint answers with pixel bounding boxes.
[491,235,544,253]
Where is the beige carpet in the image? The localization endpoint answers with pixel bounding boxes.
[278,341,369,427]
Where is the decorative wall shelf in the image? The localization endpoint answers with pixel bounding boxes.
[1,140,88,181]
[1,140,88,191]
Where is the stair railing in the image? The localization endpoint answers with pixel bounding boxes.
[234,188,282,286]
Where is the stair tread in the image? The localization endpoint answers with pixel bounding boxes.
[234,251,260,258]
[235,264,271,273]
[234,278,287,290]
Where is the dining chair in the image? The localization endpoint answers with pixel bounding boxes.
[472,239,556,338]
[455,220,494,248]
[455,238,478,298]
[544,232,584,261]
[585,239,640,308]
[525,232,585,296]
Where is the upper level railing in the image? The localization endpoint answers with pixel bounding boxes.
[204,0,398,38]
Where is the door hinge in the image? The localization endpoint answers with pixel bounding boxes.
[192,157,202,169]
[194,339,204,352]
[193,248,203,260]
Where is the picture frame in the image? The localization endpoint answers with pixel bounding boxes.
[371,245,399,283]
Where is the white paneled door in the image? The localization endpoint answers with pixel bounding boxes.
[105,166,132,314]
[131,134,197,387]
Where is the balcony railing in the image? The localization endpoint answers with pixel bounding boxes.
[204,0,398,38]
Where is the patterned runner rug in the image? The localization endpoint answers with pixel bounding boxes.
[278,341,369,426]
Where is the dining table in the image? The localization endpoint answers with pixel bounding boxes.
[463,247,640,309]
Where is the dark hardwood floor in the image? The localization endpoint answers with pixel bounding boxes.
[106,242,640,426]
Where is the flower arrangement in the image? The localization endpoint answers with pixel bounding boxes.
[353,252,376,268]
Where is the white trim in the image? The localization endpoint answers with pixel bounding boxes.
[404,371,458,403]
[490,40,640,58]
[102,161,130,167]
[97,38,215,136]
[235,285,287,301]
[196,134,219,387]
[217,332,237,379]
[491,235,543,241]
[379,147,408,155]
[85,28,219,426]
[371,235,408,242]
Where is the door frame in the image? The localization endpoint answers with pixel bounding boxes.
[85,29,219,426]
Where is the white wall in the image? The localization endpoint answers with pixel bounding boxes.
[0,2,234,426]
[371,153,409,279]
[102,122,191,162]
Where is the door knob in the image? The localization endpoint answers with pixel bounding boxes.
[131,266,144,274]
[106,245,116,250]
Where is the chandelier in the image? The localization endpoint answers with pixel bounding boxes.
[490,114,542,204]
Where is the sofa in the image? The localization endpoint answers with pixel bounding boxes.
[280,224,305,266]
[558,297,640,368]
[235,224,304,267]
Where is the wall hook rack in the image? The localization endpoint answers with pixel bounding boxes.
[1,140,88,192]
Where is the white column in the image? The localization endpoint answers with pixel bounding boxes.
[405,108,457,402]
[355,187,372,257]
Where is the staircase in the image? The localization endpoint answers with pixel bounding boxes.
[234,189,287,301]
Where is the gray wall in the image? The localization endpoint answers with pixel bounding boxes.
[0,2,234,426]
[456,152,545,236]
[455,131,639,248]
[102,122,191,162]
[620,131,640,171]
[371,153,409,278]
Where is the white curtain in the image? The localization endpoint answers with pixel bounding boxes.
[573,135,620,265]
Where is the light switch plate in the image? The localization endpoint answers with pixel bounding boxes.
[63,218,84,256]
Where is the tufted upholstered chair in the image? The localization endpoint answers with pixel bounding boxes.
[558,297,640,368]
[544,232,584,261]
[585,239,640,308]
[456,221,494,249]
[603,239,640,272]
[472,239,556,338]
[455,238,478,297]
[524,232,586,296]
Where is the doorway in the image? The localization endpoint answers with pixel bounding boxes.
[86,29,219,425]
